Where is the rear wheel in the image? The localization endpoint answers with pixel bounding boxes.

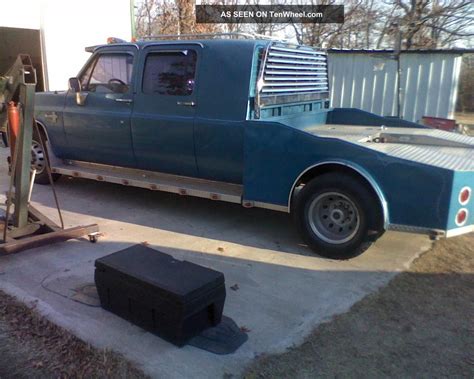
[294,173,377,259]
[32,127,60,185]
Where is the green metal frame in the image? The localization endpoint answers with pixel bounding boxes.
[0,55,99,254]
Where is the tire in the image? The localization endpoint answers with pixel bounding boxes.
[32,127,61,185]
[294,173,377,259]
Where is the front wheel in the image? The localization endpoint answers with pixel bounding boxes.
[294,173,376,259]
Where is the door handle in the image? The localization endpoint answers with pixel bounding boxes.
[177,101,195,107]
[115,98,133,104]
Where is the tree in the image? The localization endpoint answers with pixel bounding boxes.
[136,0,220,38]
[135,0,473,49]
[388,0,474,49]
[289,0,377,49]
[457,54,474,113]
[176,0,194,34]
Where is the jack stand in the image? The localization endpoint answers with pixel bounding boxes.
[0,54,99,255]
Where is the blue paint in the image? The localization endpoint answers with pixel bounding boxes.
[35,92,68,158]
[327,108,428,129]
[242,116,455,230]
[131,43,199,176]
[63,46,138,167]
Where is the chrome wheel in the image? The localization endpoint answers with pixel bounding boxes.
[31,140,46,174]
[308,192,360,244]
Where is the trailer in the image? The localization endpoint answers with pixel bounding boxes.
[0,0,132,92]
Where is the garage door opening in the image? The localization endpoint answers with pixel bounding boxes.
[0,26,45,91]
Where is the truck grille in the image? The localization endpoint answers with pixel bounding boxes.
[261,44,329,98]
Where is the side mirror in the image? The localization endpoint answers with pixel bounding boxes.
[69,77,87,106]
[68,77,81,93]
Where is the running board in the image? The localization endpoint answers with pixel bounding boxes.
[52,160,243,204]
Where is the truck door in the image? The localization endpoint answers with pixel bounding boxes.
[62,48,136,166]
[131,44,200,177]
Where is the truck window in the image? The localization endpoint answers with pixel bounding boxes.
[80,53,133,94]
[142,50,197,96]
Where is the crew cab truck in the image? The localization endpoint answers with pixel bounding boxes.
[31,35,474,259]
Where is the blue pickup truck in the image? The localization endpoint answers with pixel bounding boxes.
[32,35,474,259]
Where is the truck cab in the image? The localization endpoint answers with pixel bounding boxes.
[38,39,269,182]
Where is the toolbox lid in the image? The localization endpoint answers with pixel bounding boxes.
[95,245,224,302]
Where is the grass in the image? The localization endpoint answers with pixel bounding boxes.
[245,234,474,378]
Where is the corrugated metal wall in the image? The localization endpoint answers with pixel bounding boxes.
[328,51,462,122]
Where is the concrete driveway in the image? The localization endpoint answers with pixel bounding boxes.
[0,148,432,378]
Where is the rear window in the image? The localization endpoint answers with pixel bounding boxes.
[142,50,197,96]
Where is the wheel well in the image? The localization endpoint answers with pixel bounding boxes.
[291,163,386,232]
[34,121,49,141]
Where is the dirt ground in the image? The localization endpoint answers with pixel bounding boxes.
[456,112,474,136]
[245,233,474,378]
[455,112,474,126]
[0,233,473,378]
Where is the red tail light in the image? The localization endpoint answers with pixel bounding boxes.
[456,209,468,226]
[459,187,471,205]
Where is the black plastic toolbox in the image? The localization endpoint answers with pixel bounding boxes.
[94,245,226,346]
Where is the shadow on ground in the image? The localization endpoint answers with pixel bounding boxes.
[32,176,316,256]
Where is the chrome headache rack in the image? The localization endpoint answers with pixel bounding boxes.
[255,42,329,118]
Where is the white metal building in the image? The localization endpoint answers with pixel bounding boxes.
[0,0,132,91]
[327,49,472,123]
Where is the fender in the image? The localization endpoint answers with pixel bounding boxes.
[288,159,390,228]
[34,119,51,141]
